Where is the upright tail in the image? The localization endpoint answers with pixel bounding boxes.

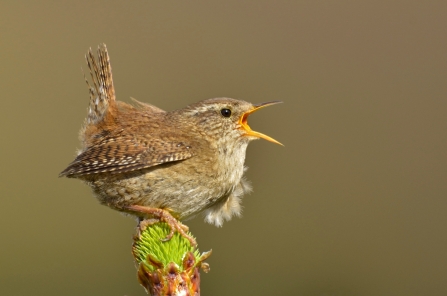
[85,44,116,124]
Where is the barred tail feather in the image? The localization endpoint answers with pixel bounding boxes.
[85,44,116,124]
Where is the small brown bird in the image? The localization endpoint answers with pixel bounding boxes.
[60,44,282,245]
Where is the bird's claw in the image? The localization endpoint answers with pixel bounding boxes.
[128,205,197,247]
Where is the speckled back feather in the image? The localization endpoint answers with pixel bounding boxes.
[59,45,195,177]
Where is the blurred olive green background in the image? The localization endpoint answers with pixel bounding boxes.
[1,1,446,295]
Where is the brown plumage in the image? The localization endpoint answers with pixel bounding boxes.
[60,44,281,244]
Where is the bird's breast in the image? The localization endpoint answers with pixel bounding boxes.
[84,140,249,220]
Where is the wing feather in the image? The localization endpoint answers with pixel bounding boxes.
[59,136,193,177]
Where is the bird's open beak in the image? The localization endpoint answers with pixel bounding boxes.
[239,101,283,146]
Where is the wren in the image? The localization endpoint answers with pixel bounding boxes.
[60,44,282,245]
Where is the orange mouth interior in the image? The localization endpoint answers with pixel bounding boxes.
[238,101,283,146]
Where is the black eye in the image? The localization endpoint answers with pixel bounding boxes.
[220,108,232,117]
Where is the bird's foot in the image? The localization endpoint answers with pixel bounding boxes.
[127,205,197,247]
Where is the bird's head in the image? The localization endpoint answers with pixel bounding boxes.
[180,98,282,147]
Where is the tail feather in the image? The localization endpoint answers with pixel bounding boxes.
[85,44,115,124]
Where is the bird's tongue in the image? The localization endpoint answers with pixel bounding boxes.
[239,101,283,146]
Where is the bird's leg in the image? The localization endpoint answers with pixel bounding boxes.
[127,205,197,247]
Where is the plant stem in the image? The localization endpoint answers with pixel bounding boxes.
[132,222,211,296]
